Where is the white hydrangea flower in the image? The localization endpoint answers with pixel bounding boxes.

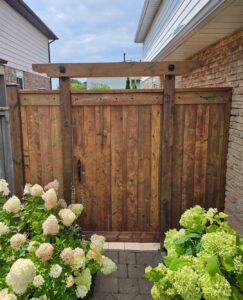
[70,248,85,270]
[23,183,32,195]
[33,275,45,288]
[76,285,88,299]
[10,233,26,249]
[100,256,117,275]
[75,268,92,298]
[30,184,44,197]
[6,259,36,294]
[49,264,62,278]
[0,222,9,236]
[42,189,58,210]
[0,179,10,196]
[90,234,105,252]
[59,208,76,227]
[5,294,17,300]
[3,196,21,214]
[69,204,84,217]
[44,180,59,192]
[66,274,74,288]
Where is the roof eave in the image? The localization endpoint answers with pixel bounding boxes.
[135,0,162,43]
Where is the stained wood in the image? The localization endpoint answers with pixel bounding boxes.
[59,77,72,202]
[171,105,185,228]
[175,91,228,104]
[181,106,197,211]
[72,93,163,106]
[126,106,139,231]
[50,106,63,198]
[16,87,231,242]
[160,75,175,233]
[150,105,161,232]
[194,105,209,207]
[33,61,202,78]
[6,85,24,196]
[111,106,124,231]
[83,231,160,242]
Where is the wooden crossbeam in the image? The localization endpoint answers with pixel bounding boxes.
[32,61,202,78]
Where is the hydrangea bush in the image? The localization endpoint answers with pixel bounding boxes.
[0,179,117,299]
[145,205,243,300]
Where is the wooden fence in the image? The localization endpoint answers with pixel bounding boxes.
[10,87,231,241]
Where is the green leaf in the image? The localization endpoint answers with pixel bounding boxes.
[218,212,228,219]
[206,256,219,276]
[163,256,189,271]
[222,256,234,272]
[207,224,218,233]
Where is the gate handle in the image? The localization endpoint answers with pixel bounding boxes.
[77,159,82,183]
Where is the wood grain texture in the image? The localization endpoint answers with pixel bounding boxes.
[59,77,72,202]
[16,87,231,241]
[6,85,24,196]
[33,61,202,77]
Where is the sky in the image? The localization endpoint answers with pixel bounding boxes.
[24,0,144,64]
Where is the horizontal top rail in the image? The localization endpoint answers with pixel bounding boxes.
[32,61,202,77]
[18,88,231,106]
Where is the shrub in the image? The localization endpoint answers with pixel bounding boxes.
[0,179,117,299]
[145,205,243,300]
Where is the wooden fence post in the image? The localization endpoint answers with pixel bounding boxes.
[59,77,72,202]
[6,84,24,197]
[160,75,175,236]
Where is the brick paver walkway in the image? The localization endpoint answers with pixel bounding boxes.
[93,249,162,299]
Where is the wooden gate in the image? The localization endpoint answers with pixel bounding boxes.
[17,87,231,241]
[6,61,231,242]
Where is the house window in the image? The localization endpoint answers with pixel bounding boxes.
[131,79,141,89]
[17,77,23,89]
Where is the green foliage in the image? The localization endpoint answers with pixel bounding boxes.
[145,206,243,300]
[132,81,137,89]
[71,79,87,90]
[89,83,111,90]
[125,77,130,89]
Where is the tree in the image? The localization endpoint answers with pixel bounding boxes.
[125,77,130,89]
[132,81,137,89]
[71,79,87,90]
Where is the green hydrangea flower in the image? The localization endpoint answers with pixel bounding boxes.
[164,229,185,256]
[200,273,231,300]
[171,266,201,300]
[201,232,237,257]
[179,206,207,232]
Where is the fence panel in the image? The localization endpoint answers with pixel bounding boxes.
[17,88,231,241]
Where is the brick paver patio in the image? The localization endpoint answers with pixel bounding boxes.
[93,244,163,300]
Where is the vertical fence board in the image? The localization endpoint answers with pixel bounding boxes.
[171,105,185,227]
[150,105,161,232]
[111,106,123,231]
[126,106,139,231]
[194,105,209,207]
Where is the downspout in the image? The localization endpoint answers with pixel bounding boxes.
[48,39,55,89]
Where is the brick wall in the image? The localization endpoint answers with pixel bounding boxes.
[141,29,243,233]
[177,29,243,233]
[4,66,50,90]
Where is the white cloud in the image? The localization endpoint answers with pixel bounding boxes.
[24,0,143,63]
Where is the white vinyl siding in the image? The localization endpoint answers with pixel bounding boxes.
[143,0,210,61]
[0,0,49,72]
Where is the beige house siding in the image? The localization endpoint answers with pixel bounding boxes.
[0,0,50,89]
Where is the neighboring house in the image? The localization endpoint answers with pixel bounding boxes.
[0,0,58,89]
[87,77,141,89]
[135,0,243,232]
